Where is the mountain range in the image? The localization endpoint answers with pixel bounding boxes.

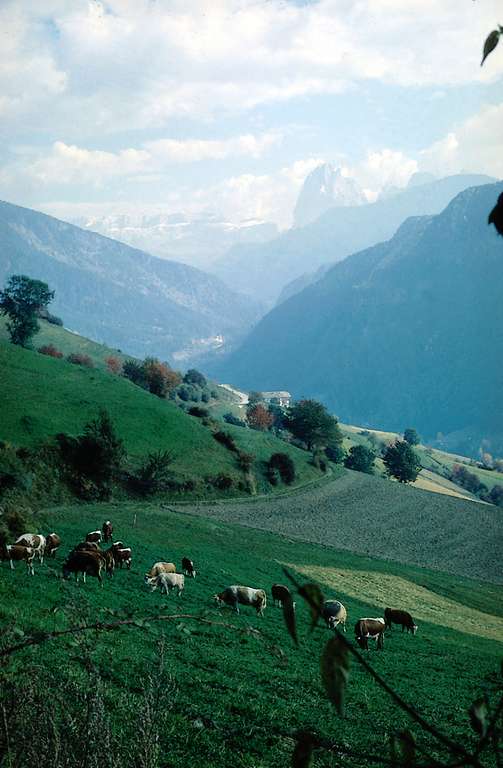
[0,200,263,364]
[211,182,503,456]
[212,173,496,305]
[71,211,278,269]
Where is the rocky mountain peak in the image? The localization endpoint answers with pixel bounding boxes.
[293,163,366,227]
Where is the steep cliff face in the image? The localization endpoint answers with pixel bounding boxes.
[293,163,366,227]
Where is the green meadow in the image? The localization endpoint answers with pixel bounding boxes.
[1,501,501,767]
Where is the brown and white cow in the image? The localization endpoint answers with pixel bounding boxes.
[113,547,132,569]
[45,533,61,558]
[384,608,418,634]
[85,530,102,544]
[63,550,104,586]
[102,520,113,543]
[322,600,347,632]
[144,562,176,580]
[354,618,386,650]
[15,533,46,564]
[146,572,185,596]
[214,585,267,616]
[1,544,35,575]
[271,583,294,609]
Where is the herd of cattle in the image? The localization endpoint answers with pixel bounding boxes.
[1,519,418,651]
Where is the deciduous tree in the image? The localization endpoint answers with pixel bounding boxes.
[0,274,54,347]
[383,440,421,483]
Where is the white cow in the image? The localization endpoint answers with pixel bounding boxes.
[145,572,184,596]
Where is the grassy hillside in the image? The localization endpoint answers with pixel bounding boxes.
[0,316,128,370]
[1,502,501,768]
[0,332,322,495]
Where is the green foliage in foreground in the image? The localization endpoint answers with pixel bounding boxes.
[0,502,501,767]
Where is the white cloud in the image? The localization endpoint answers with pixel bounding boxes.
[145,133,282,163]
[2,1,501,134]
[419,103,503,179]
[18,131,282,187]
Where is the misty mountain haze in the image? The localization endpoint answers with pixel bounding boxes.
[0,200,263,364]
[211,182,503,457]
[212,172,496,305]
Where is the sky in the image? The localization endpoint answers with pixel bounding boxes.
[0,0,502,230]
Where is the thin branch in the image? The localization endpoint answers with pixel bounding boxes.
[0,613,259,659]
[282,568,483,768]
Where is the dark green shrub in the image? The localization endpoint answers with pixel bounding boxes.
[57,410,125,500]
[207,473,233,490]
[223,412,247,427]
[123,359,148,388]
[130,450,174,496]
[188,406,209,418]
[344,445,376,474]
[183,369,207,387]
[325,441,346,464]
[268,452,296,484]
[213,431,238,452]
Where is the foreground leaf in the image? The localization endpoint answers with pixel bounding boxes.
[299,583,324,630]
[481,29,500,66]
[292,731,315,768]
[282,593,298,646]
[469,697,488,737]
[320,635,349,716]
[391,730,416,766]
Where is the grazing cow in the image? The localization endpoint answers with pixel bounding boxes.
[73,541,100,554]
[384,608,417,634]
[182,557,196,578]
[271,583,295,609]
[1,545,35,575]
[322,600,347,632]
[86,530,102,544]
[63,551,104,585]
[145,562,176,580]
[355,618,386,650]
[113,547,132,569]
[45,533,61,558]
[15,533,46,564]
[214,586,267,616]
[102,520,113,543]
[146,572,185,596]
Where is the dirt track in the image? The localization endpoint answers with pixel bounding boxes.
[173,470,503,584]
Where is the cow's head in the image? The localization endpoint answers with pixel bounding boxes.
[213,593,223,606]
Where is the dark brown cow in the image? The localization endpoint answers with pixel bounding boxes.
[354,618,386,650]
[63,551,104,586]
[182,557,196,578]
[384,608,417,634]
